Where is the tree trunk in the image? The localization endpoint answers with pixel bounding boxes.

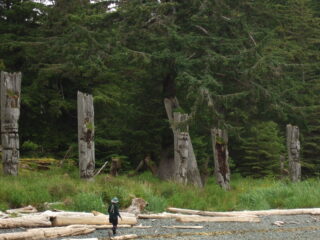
[286,124,301,182]
[161,97,202,187]
[211,128,230,190]
[1,71,21,176]
[77,91,95,178]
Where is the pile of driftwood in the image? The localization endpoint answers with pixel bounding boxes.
[2,205,320,240]
[0,206,138,240]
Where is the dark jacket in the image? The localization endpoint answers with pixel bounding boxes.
[108,203,121,221]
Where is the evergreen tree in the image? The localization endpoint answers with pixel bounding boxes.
[239,121,285,178]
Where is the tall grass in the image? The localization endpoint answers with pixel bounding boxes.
[1,168,320,212]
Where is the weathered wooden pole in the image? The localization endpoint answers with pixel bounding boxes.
[173,112,189,185]
[0,72,21,176]
[286,124,301,182]
[163,97,202,187]
[77,91,95,178]
[211,128,230,190]
[110,157,120,177]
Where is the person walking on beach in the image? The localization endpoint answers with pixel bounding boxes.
[108,197,122,235]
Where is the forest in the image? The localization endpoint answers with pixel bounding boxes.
[1,0,320,186]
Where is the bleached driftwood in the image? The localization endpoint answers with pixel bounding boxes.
[0,212,8,219]
[74,224,131,229]
[110,235,138,240]
[132,225,152,229]
[176,215,260,223]
[0,215,51,228]
[125,198,149,216]
[167,208,257,217]
[41,210,95,218]
[0,225,95,240]
[92,211,136,218]
[52,215,137,226]
[6,205,37,214]
[168,207,320,216]
[162,225,204,229]
[63,235,138,240]
[138,212,188,219]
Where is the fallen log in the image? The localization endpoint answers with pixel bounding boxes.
[0,225,95,240]
[41,210,95,218]
[168,207,320,216]
[167,207,257,217]
[75,224,131,229]
[132,225,152,229]
[176,215,260,223]
[6,205,37,214]
[110,235,138,240]
[138,212,186,219]
[162,225,204,229]
[0,212,8,219]
[92,211,136,218]
[63,235,138,240]
[52,215,137,226]
[0,215,51,228]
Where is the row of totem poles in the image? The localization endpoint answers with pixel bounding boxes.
[0,72,95,178]
[0,72,301,188]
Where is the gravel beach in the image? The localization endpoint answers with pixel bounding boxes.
[47,214,320,240]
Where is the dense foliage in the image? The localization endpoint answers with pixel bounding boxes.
[1,0,320,178]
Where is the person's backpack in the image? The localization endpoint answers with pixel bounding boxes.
[110,204,115,215]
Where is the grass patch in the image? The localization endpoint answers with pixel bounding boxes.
[1,168,320,212]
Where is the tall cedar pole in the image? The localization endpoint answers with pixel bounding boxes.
[211,128,231,190]
[164,97,202,187]
[0,72,21,176]
[77,91,95,178]
[286,124,301,182]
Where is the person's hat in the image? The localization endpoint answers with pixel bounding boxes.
[111,197,119,203]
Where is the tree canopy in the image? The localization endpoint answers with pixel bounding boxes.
[1,0,320,178]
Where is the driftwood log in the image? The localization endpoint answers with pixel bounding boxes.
[92,210,135,218]
[52,215,137,226]
[64,235,138,240]
[0,215,51,229]
[162,225,203,229]
[6,205,37,214]
[176,215,260,223]
[75,224,131,229]
[0,71,21,176]
[168,207,320,216]
[211,128,231,190]
[286,124,301,182]
[41,210,95,218]
[77,91,95,178]
[138,212,189,219]
[0,225,95,240]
